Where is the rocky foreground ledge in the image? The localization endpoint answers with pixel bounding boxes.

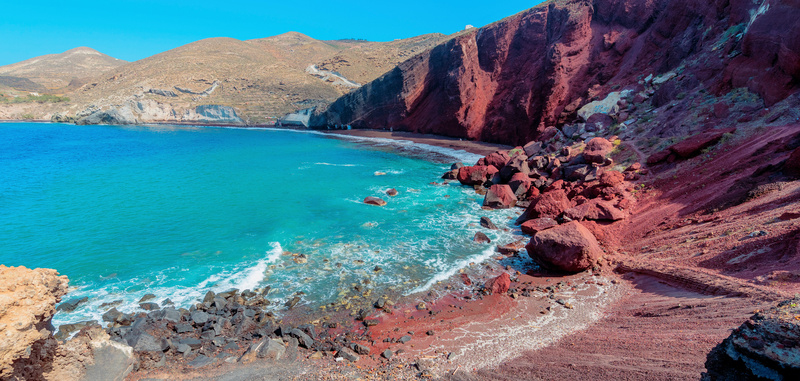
[0,265,134,381]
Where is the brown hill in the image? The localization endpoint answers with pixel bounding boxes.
[0,47,127,90]
[0,32,448,124]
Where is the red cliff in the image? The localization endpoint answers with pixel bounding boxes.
[313,0,800,146]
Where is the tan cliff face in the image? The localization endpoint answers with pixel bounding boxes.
[0,32,449,125]
[315,0,800,146]
[0,265,68,379]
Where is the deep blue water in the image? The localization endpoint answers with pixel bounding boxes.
[0,123,518,326]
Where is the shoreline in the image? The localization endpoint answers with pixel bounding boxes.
[322,129,515,157]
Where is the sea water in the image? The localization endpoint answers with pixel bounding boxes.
[0,123,521,327]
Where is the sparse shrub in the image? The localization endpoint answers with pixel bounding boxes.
[20,113,35,120]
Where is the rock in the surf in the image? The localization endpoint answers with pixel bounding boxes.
[364,196,387,206]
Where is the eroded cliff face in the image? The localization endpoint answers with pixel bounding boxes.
[315,0,800,146]
[0,265,68,380]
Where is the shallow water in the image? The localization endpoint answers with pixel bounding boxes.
[0,123,520,326]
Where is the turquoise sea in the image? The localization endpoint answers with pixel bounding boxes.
[0,123,520,327]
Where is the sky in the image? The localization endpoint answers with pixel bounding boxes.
[0,0,544,66]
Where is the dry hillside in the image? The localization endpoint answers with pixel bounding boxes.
[0,32,448,124]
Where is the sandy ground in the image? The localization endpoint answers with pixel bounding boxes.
[323,130,515,157]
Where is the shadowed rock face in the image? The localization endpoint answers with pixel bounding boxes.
[703,298,800,380]
[314,0,800,146]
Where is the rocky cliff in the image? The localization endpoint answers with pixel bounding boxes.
[314,0,800,146]
[0,265,68,379]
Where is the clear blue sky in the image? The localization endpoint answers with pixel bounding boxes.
[0,0,544,66]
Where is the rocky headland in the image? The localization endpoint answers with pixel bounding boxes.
[2,0,800,380]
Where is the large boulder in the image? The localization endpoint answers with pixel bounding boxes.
[585,113,615,132]
[703,297,800,380]
[583,137,614,164]
[478,151,510,170]
[499,154,530,182]
[457,165,499,186]
[483,184,517,209]
[520,217,558,236]
[563,199,626,221]
[508,172,533,199]
[525,222,602,273]
[516,189,572,224]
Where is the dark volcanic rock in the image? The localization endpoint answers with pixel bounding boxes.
[703,298,800,380]
[480,216,498,230]
[526,221,602,273]
[785,147,800,177]
[473,232,492,244]
[57,297,88,312]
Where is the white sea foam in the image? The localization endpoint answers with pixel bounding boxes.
[406,245,497,295]
[314,162,362,167]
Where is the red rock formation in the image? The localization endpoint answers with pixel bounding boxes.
[314,0,800,146]
[526,221,603,273]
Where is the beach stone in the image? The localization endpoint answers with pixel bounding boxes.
[162,308,180,322]
[139,294,156,303]
[175,323,193,334]
[102,307,123,323]
[180,338,202,350]
[485,273,511,294]
[451,162,464,170]
[139,302,159,311]
[176,344,191,354]
[188,355,214,368]
[398,335,412,344]
[473,232,491,244]
[483,184,517,209]
[521,217,559,236]
[442,169,459,180]
[386,188,398,197]
[289,328,314,349]
[260,339,286,360]
[526,221,602,273]
[191,311,209,325]
[336,347,360,362]
[480,216,498,230]
[364,196,387,206]
[57,297,89,312]
[382,349,393,359]
[351,343,371,355]
[583,137,613,164]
